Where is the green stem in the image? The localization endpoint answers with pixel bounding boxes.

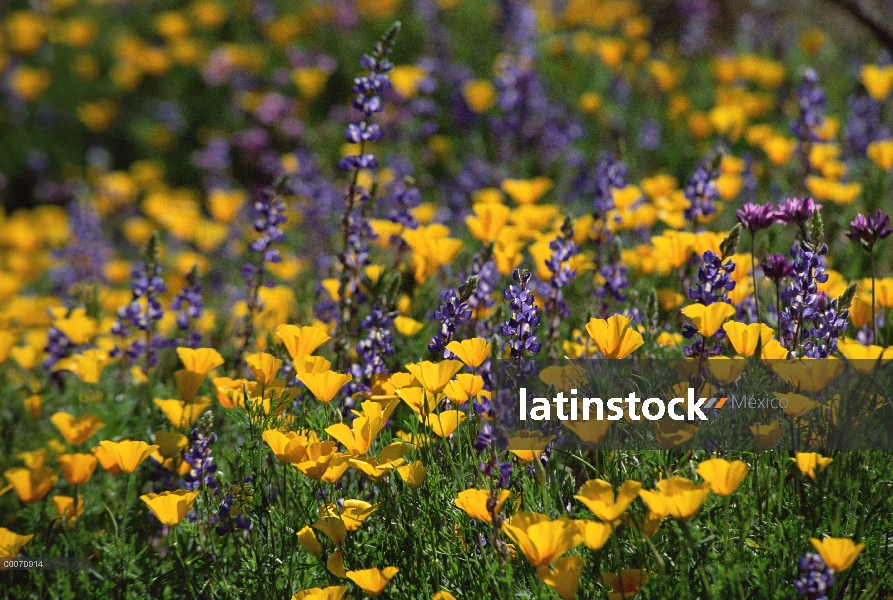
[871,248,877,343]
[751,235,760,322]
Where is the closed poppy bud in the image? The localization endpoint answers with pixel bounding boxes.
[24,395,42,419]
[296,525,322,556]
[58,453,98,486]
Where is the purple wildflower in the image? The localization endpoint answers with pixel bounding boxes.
[795,552,835,599]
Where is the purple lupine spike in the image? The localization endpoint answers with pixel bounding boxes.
[795,552,835,599]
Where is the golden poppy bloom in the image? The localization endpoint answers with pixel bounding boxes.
[96,440,159,474]
[245,352,282,386]
[292,442,338,480]
[445,338,491,368]
[462,79,496,113]
[706,357,747,383]
[837,339,893,375]
[325,401,387,455]
[507,430,555,462]
[681,303,736,338]
[502,512,582,568]
[749,421,783,449]
[0,527,34,557]
[536,554,584,600]
[455,488,510,523]
[276,324,331,360]
[722,321,775,356]
[574,479,641,522]
[291,586,348,600]
[810,537,864,572]
[52,312,98,345]
[51,412,105,446]
[346,567,399,598]
[319,499,377,532]
[576,519,612,551]
[861,64,893,102]
[393,316,424,336]
[313,517,347,546]
[57,453,98,486]
[638,477,710,520]
[419,411,466,438]
[349,442,407,480]
[501,178,553,205]
[53,495,85,523]
[153,397,212,429]
[791,452,833,479]
[173,369,205,403]
[601,569,650,599]
[176,347,224,375]
[296,525,322,556]
[584,315,644,359]
[140,489,199,526]
[297,370,352,403]
[4,466,58,504]
[696,458,748,496]
[405,360,464,394]
[396,460,428,489]
[772,358,844,392]
[867,139,893,171]
[563,417,612,446]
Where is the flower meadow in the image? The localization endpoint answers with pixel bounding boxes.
[3,0,893,598]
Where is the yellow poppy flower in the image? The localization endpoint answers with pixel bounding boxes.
[96,440,159,474]
[154,431,189,460]
[325,401,386,455]
[584,315,644,359]
[760,339,790,363]
[297,370,352,403]
[455,488,510,523]
[4,466,58,504]
[420,410,466,437]
[706,357,747,383]
[722,321,775,356]
[601,569,650,599]
[638,477,710,520]
[276,324,331,360]
[446,338,492,368]
[576,520,613,550]
[792,452,833,479]
[462,79,496,113]
[53,495,85,523]
[575,479,642,522]
[536,555,584,600]
[140,489,199,526]
[681,303,736,337]
[749,421,783,449]
[443,374,485,402]
[52,349,114,384]
[837,339,893,375]
[772,358,844,392]
[51,412,105,446]
[501,512,582,568]
[393,316,424,336]
[153,397,212,429]
[327,548,347,577]
[346,567,399,598]
[696,458,748,496]
[563,417,612,446]
[0,527,34,557]
[501,177,553,205]
[291,354,332,375]
[291,586,348,600]
[296,525,322,556]
[650,231,696,269]
[313,517,347,546]
[263,429,312,464]
[91,444,122,474]
[397,460,428,489]
[867,139,893,171]
[57,453,98,486]
[810,536,864,572]
[245,352,282,385]
[176,347,224,375]
[405,360,464,393]
[292,442,338,480]
[53,312,98,345]
[319,499,377,531]
[173,369,205,403]
[507,430,556,462]
[861,64,893,101]
[466,203,511,242]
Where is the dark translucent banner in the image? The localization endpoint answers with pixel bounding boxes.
[486,358,893,452]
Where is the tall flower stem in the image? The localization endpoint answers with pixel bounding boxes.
[871,248,877,342]
[751,237,759,322]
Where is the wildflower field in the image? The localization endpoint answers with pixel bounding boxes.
[3,0,893,598]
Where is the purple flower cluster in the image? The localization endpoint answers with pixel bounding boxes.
[845,93,888,155]
[677,0,717,57]
[595,263,629,308]
[429,288,473,358]
[762,253,795,284]
[181,427,218,492]
[689,251,736,305]
[111,232,167,371]
[500,269,542,360]
[736,201,777,233]
[777,197,822,229]
[463,249,499,334]
[50,199,110,294]
[683,155,720,222]
[169,266,204,349]
[544,222,579,319]
[779,241,848,357]
[592,152,628,217]
[794,552,835,599]
[846,210,893,251]
[351,304,396,387]
[215,487,251,536]
[791,68,827,145]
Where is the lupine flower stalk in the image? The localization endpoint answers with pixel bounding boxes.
[500,269,541,378]
[233,185,287,371]
[684,152,721,223]
[795,552,835,599]
[543,219,579,357]
[429,278,476,358]
[111,231,167,373]
[169,264,205,349]
[334,22,400,369]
